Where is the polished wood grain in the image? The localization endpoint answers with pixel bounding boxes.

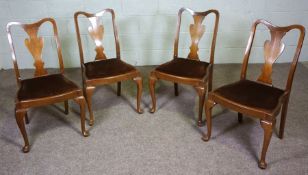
[258,30,286,84]
[202,19,305,169]
[149,8,219,126]
[7,18,89,153]
[74,9,143,126]
[24,25,48,76]
[188,15,206,60]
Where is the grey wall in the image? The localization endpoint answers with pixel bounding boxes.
[0,0,308,69]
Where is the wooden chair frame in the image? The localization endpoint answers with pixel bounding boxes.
[202,19,305,169]
[74,9,143,126]
[7,18,89,153]
[149,8,219,126]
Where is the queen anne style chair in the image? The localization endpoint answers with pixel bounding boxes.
[7,18,89,153]
[149,8,219,126]
[202,19,305,169]
[74,9,143,126]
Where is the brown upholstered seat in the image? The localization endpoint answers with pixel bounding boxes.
[84,58,136,79]
[213,80,284,111]
[155,58,210,79]
[18,74,79,101]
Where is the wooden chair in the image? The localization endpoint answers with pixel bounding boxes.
[7,18,89,153]
[149,8,219,126]
[202,19,305,169]
[74,9,143,126]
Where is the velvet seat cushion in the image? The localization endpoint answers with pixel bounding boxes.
[155,58,210,79]
[213,79,285,111]
[84,58,136,79]
[18,74,79,101]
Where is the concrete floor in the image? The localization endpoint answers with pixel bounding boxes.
[0,64,308,174]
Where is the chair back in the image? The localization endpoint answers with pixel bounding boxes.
[7,18,64,87]
[74,9,120,65]
[173,8,219,64]
[240,19,305,92]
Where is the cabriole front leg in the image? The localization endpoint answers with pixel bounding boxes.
[259,119,275,169]
[74,96,89,137]
[85,86,95,126]
[15,108,30,153]
[149,73,157,113]
[202,99,215,142]
[133,76,143,114]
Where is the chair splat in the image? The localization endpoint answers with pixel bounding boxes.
[188,15,206,60]
[258,30,286,84]
[88,16,107,60]
[23,25,47,76]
